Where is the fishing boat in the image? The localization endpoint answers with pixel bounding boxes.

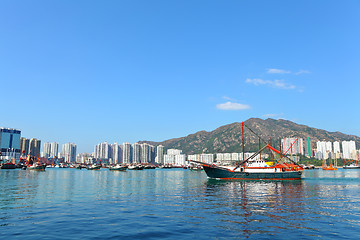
[188,165,203,171]
[343,159,360,169]
[322,158,338,171]
[191,122,303,180]
[28,163,46,170]
[86,164,101,170]
[109,164,127,171]
[0,162,17,169]
[343,162,360,169]
[343,163,360,169]
[128,165,144,170]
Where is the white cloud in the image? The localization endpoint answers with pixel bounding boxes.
[267,68,291,74]
[295,69,311,75]
[245,78,296,90]
[222,96,237,101]
[262,113,284,118]
[216,102,250,110]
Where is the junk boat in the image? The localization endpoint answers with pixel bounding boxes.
[191,122,303,180]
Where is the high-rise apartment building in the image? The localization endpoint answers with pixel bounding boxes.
[156,145,164,164]
[44,142,59,158]
[20,137,30,155]
[141,143,151,163]
[62,143,77,163]
[0,127,21,161]
[29,138,41,158]
[112,143,122,164]
[94,142,111,160]
[164,148,186,166]
[342,141,356,159]
[132,143,141,164]
[333,141,341,158]
[122,142,132,164]
[44,142,51,158]
[305,137,311,157]
[281,137,304,155]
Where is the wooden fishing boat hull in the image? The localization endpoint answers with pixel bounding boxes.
[109,167,127,171]
[87,166,101,170]
[343,165,360,169]
[28,165,46,170]
[0,163,17,169]
[203,165,302,180]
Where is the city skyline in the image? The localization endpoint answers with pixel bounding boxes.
[1,1,359,153]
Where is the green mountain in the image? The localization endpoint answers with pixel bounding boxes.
[141,118,360,154]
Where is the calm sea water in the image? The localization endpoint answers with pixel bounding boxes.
[1,168,360,239]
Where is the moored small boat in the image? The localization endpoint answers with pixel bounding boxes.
[128,165,144,170]
[109,164,127,171]
[28,163,46,171]
[0,162,17,169]
[87,164,101,170]
[343,163,360,169]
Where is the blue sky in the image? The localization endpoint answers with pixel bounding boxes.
[1,0,359,153]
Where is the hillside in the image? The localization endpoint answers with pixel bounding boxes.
[141,118,360,154]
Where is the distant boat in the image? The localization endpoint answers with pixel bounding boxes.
[128,165,144,170]
[322,164,338,171]
[87,164,101,170]
[188,165,203,171]
[0,162,17,169]
[322,158,338,171]
[343,163,360,169]
[109,164,127,171]
[28,163,46,171]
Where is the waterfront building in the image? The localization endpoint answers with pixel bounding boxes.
[94,142,111,160]
[175,154,187,166]
[76,153,90,164]
[316,141,328,159]
[281,137,304,155]
[333,141,341,159]
[164,148,186,166]
[50,142,59,158]
[29,138,41,159]
[187,154,214,164]
[167,149,182,155]
[215,152,259,164]
[140,143,155,163]
[20,137,30,156]
[122,142,132,164]
[0,127,21,161]
[305,137,311,157]
[156,145,164,164]
[315,150,323,160]
[112,143,122,164]
[342,141,356,159]
[132,143,141,164]
[43,142,58,158]
[44,142,51,158]
[62,143,77,163]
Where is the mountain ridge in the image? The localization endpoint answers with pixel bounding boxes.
[139,118,360,154]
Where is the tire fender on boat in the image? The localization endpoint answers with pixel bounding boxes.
[245,172,249,176]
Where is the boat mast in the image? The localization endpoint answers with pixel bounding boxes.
[242,122,245,164]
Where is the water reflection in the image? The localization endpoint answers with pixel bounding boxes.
[200,180,307,238]
[1,169,360,239]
